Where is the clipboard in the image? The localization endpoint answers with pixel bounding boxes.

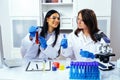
[26,60,51,71]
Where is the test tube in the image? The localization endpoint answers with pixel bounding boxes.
[35,31,39,44]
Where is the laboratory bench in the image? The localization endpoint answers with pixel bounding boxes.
[0,60,120,80]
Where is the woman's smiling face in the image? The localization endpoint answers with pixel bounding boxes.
[47,13,60,30]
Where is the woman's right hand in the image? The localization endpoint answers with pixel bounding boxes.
[29,26,38,37]
[80,49,95,59]
[61,34,68,49]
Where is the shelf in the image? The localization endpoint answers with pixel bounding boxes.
[42,3,73,6]
[60,17,73,30]
[60,29,73,33]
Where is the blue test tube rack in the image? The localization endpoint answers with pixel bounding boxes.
[69,61,100,80]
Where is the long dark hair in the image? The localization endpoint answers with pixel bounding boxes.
[40,10,60,47]
[75,9,100,42]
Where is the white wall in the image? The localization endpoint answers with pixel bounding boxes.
[0,0,120,60]
[0,0,11,58]
[111,0,120,61]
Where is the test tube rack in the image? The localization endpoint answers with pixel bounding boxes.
[69,61,100,80]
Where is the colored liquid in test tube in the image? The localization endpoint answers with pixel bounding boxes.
[35,31,39,44]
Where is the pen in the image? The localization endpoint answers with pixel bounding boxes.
[36,64,38,70]
[43,61,45,71]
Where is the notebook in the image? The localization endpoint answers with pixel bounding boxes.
[0,25,22,68]
[3,58,22,68]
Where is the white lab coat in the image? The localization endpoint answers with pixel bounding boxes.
[61,31,101,60]
[20,32,63,60]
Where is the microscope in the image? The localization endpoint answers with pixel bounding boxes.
[94,31,115,71]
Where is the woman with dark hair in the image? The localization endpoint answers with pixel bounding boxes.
[61,9,108,60]
[21,10,63,60]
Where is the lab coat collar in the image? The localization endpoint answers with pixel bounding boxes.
[46,31,55,40]
[47,31,55,35]
[78,31,94,45]
[46,31,55,45]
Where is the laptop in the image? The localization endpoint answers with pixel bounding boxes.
[0,25,22,68]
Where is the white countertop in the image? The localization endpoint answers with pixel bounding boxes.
[0,60,120,80]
